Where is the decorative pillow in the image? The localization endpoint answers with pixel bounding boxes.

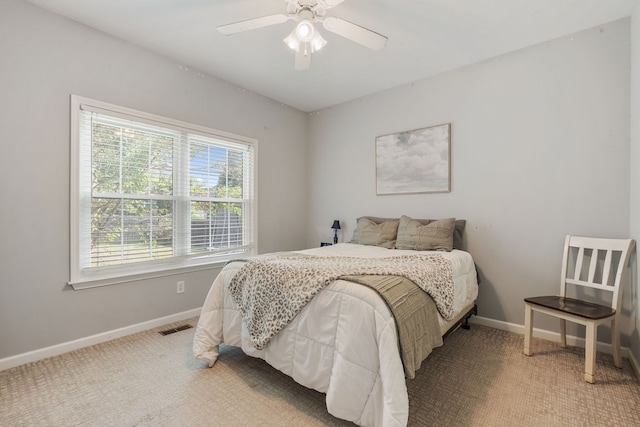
[350,217,399,248]
[360,216,465,250]
[395,215,456,251]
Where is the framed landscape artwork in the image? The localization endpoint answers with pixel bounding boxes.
[375,123,451,195]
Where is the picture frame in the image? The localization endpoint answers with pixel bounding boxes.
[375,123,451,195]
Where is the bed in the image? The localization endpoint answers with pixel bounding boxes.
[193,216,479,427]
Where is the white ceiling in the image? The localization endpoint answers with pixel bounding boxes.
[26,0,638,112]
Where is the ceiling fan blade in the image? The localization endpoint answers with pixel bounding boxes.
[217,14,288,35]
[295,46,311,71]
[318,0,346,8]
[322,16,387,50]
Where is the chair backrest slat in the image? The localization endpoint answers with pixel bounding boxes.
[602,249,612,286]
[561,235,634,311]
[573,246,585,284]
[587,249,599,284]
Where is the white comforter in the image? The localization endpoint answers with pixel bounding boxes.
[193,243,478,427]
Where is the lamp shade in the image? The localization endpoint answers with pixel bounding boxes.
[283,31,300,51]
[331,220,341,230]
[310,31,326,52]
[296,20,315,42]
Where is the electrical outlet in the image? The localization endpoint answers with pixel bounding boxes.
[176,281,185,294]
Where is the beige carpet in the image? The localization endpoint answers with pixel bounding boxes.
[1,318,639,426]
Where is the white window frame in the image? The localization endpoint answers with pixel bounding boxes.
[69,95,257,289]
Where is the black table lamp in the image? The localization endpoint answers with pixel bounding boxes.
[331,220,341,244]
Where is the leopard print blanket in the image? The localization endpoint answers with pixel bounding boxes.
[228,253,454,350]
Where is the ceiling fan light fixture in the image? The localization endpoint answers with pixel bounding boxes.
[221,0,388,70]
[310,31,327,52]
[284,30,301,51]
[295,20,315,42]
[285,19,325,54]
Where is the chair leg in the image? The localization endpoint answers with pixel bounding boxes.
[611,317,622,368]
[559,319,567,348]
[524,303,533,356]
[584,322,596,383]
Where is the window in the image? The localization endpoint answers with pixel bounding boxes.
[70,95,256,288]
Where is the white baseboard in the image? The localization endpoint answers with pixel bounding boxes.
[473,315,640,382]
[0,308,201,372]
[629,348,640,381]
[469,315,630,359]
[4,311,639,383]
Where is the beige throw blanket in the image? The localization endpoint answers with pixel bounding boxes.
[341,275,443,379]
[228,253,454,351]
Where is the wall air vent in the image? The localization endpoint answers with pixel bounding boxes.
[159,324,193,336]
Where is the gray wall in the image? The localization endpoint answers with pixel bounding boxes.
[0,0,309,359]
[307,20,633,344]
[630,6,640,370]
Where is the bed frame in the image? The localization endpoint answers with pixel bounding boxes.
[441,303,478,339]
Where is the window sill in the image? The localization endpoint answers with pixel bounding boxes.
[68,261,227,290]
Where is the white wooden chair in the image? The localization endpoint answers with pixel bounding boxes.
[523,235,634,383]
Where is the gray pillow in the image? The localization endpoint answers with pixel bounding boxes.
[358,216,466,250]
[395,216,456,252]
[350,217,399,248]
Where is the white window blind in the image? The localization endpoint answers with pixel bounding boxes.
[70,95,257,288]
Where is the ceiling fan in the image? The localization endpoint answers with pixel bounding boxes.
[217,0,388,71]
